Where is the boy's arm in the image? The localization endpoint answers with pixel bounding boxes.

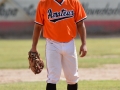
[30,23,43,52]
[77,21,87,57]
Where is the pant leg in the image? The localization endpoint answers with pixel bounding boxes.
[46,39,62,84]
[61,39,79,84]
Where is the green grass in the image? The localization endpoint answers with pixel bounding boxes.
[76,37,120,68]
[0,38,120,69]
[0,80,120,90]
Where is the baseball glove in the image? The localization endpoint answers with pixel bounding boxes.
[28,51,44,74]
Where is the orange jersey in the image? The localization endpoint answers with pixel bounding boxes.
[35,0,87,42]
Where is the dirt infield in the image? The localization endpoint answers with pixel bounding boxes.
[0,64,120,83]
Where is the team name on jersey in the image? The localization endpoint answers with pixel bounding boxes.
[48,9,74,23]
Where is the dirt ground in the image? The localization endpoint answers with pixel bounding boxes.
[0,64,120,83]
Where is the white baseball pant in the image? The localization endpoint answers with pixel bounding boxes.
[45,38,79,84]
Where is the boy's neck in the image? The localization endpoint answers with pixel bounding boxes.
[56,0,63,3]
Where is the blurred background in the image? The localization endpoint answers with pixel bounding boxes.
[0,0,120,38]
[0,0,120,88]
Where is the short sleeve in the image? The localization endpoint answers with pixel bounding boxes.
[74,0,87,23]
[34,1,44,25]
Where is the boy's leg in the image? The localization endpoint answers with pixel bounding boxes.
[67,83,78,90]
[46,39,62,90]
[46,83,56,90]
[62,39,79,89]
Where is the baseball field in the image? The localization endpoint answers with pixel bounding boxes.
[0,37,120,90]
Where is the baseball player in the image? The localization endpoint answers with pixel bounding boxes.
[29,0,87,90]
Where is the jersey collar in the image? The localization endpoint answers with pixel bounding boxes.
[54,0,64,6]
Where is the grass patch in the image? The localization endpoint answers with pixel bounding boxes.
[0,38,120,69]
[78,57,120,68]
[0,80,120,90]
